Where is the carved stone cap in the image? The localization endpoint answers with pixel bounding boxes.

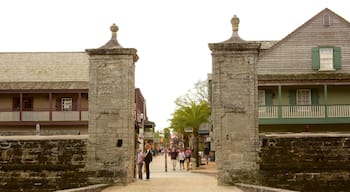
[208,42,261,52]
[86,48,139,62]
[99,23,123,49]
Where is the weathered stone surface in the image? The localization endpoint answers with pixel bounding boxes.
[0,135,89,192]
[259,133,350,191]
[85,38,138,185]
[209,36,261,184]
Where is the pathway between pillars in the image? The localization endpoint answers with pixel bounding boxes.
[102,154,243,192]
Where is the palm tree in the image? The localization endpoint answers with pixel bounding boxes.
[170,100,210,167]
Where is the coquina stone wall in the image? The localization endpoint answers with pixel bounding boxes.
[259,133,350,192]
[0,135,89,192]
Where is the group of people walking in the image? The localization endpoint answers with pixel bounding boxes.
[137,144,193,181]
[169,147,192,171]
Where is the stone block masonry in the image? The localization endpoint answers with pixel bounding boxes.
[208,15,261,185]
[259,133,350,192]
[85,23,138,185]
[0,135,89,192]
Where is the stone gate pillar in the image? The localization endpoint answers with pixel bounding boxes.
[85,23,138,184]
[208,15,261,185]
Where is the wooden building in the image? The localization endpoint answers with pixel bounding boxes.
[257,8,350,132]
[0,52,151,135]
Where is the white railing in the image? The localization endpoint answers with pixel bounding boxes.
[259,106,278,118]
[259,105,350,119]
[327,105,350,117]
[282,105,325,118]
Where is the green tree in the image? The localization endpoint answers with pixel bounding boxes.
[170,100,210,167]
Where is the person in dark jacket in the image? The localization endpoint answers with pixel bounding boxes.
[143,143,152,180]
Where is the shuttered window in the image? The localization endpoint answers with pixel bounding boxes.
[312,47,341,71]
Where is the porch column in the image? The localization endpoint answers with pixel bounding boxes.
[19,93,23,121]
[78,92,81,120]
[324,84,328,118]
[49,93,52,121]
[278,85,282,118]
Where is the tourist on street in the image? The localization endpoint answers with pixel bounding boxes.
[170,147,178,171]
[204,146,210,165]
[185,147,192,171]
[137,148,144,180]
[178,149,186,171]
[143,143,153,180]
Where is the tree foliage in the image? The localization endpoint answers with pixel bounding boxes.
[170,79,209,134]
[169,79,211,167]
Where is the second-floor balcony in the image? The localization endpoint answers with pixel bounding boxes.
[259,104,350,124]
[0,108,88,122]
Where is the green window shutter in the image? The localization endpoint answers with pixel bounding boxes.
[312,47,320,70]
[265,90,273,106]
[289,89,296,106]
[311,89,319,105]
[333,47,341,70]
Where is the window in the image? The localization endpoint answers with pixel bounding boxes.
[319,48,333,70]
[312,47,341,71]
[296,89,311,105]
[61,98,73,111]
[258,90,266,112]
[258,90,265,106]
[323,14,331,26]
[13,97,33,111]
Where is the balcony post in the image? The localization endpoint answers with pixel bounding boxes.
[78,92,81,120]
[278,85,282,118]
[324,84,328,118]
[19,93,23,121]
[49,93,52,121]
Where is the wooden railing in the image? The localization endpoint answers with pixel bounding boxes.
[259,105,350,119]
[0,109,88,121]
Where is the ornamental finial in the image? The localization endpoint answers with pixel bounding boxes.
[110,23,119,39]
[231,15,239,32]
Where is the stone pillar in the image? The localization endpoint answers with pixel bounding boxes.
[85,23,138,184]
[208,15,261,185]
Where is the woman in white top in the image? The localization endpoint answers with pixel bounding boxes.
[178,149,186,171]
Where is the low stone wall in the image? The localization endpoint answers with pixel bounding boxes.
[0,135,88,192]
[259,133,350,192]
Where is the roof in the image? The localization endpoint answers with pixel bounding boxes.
[259,8,350,57]
[0,52,89,89]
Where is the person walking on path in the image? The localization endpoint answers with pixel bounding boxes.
[143,143,153,180]
[137,149,144,180]
[170,148,178,171]
[178,149,186,171]
[185,147,192,171]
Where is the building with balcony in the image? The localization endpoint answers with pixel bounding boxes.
[208,8,350,133]
[257,8,350,132]
[0,52,152,135]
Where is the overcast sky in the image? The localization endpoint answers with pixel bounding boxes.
[0,0,349,131]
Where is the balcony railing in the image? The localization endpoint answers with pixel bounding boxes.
[0,109,88,122]
[259,104,350,119]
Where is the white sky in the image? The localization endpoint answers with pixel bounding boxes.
[0,0,349,131]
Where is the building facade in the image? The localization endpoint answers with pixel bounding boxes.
[208,8,350,185]
[0,52,89,134]
[0,54,151,136]
[257,8,350,132]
